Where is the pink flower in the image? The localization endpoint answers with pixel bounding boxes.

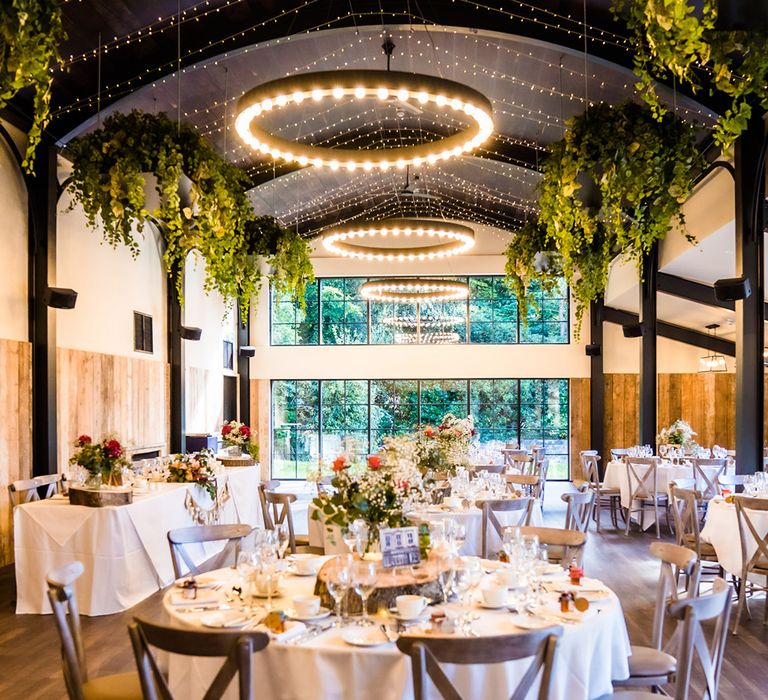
[424,427,434,437]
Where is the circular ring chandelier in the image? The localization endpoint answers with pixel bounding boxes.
[235,70,494,171]
[360,278,470,303]
[320,219,475,261]
[395,331,461,345]
[381,315,464,327]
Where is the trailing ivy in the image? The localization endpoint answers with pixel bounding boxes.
[505,102,702,336]
[65,110,313,314]
[0,0,66,172]
[612,0,768,149]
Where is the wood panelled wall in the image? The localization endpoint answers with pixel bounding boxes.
[57,348,169,468]
[0,340,32,567]
[250,378,270,480]
[569,378,591,481]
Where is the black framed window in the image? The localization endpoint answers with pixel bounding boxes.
[320,278,368,344]
[133,312,153,354]
[270,378,569,481]
[271,280,319,345]
[223,340,234,370]
[520,278,569,344]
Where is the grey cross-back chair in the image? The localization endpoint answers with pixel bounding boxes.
[47,561,142,700]
[257,479,280,529]
[396,627,562,700]
[263,489,310,553]
[167,524,252,579]
[129,618,269,700]
[717,473,746,495]
[690,458,728,502]
[624,457,665,538]
[476,497,534,559]
[561,490,595,534]
[9,473,64,506]
[604,577,732,700]
[732,495,768,634]
[614,542,700,693]
[505,473,540,499]
[518,526,586,567]
[579,452,622,531]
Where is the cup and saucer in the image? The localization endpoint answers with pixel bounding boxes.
[389,595,430,623]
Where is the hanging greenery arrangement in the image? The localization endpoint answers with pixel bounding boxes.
[505,101,702,335]
[65,110,313,314]
[612,0,768,149]
[0,0,66,172]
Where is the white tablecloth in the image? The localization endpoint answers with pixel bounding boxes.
[603,460,733,530]
[308,501,544,557]
[14,466,261,616]
[163,564,631,700]
[701,497,768,579]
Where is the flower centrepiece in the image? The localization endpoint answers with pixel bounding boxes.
[656,420,697,448]
[69,434,131,487]
[221,420,259,460]
[167,449,219,499]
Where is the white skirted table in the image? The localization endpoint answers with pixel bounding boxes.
[14,466,261,616]
[308,500,544,556]
[162,563,631,700]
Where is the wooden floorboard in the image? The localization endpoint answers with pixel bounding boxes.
[1,487,768,699]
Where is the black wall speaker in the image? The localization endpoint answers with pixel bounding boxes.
[622,323,644,338]
[714,276,752,302]
[239,345,256,357]
[180,326,202,341]
[585,343,601,357]
[46,287,78,309]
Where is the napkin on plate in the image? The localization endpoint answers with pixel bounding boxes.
[545,577,607,593]
[168,590,220,606]
[258,620,306,643]
[529,603,596,623]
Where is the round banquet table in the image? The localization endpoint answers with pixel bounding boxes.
[162,561,630,700]
[308,499,544,556]
[700,496,768,581]
[602,460,734,530]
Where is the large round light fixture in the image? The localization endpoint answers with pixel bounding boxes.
[235,70,494,171]
[320,219,475,261]
[360,278,470,303]
[381,315,464,327]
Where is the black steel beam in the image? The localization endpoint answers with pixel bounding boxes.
[589,300,605,471]
[734,111,765,474]
[640,244,658,447]
[657,272,735,311]
[168,266,185,454]
[27,145,58,476]
[602,307,736,357]
[237,306,251,426]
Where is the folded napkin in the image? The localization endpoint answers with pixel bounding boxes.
[168,590,220,607]
[545,577,607,593]
[529,603,596,623]
[257,620,306,643]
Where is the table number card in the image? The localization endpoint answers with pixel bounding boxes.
[379,526,421,568]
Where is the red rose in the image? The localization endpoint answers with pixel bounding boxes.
[367,455,381,470]
[76,434,92,446]
[222,424,232,436]
[424,427,434,437]
[241,425,251,438]
[104,439,123,459]
[332,457,348,473]
[398,480,410,491]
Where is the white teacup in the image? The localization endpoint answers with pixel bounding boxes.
[444,496,463,510]
[293,594,321,618]
[481,584,508,608]
[495,568,521,589]
[291,553,321,576]
[396,594,428,619]
[252,573,280,596]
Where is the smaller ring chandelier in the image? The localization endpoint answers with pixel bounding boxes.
[360,278,470,303]
[381,315,464,327]
[395,331,461,345]
[235,70,494,171]
[320,219,475,262]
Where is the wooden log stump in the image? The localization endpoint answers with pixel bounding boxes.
[68,485,133,507]
[218,456,255,468]
[313,556,445,615]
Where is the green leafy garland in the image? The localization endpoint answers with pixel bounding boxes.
[0,0,65,172]
[65,110,313,314]
[612,0,768,149]
[505,102,702,335]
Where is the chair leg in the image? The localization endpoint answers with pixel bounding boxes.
[654,499,660,540]
[733,574,748,634]
[624,504,632,536]
[595,497,602,533]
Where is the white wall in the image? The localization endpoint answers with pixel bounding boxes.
[56,183,168,359]
[0,122,28,342]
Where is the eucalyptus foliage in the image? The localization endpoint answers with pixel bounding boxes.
[0,0,65,172]
[613,0,768,149]
[505,102,702,336]
[65,110,313,314]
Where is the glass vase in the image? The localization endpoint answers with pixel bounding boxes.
[227,445,242,457]
[84,472,102,490]
[106,467,123,487]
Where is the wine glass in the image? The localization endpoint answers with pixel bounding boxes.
[326,557,352,627]
[352,561,378,625]
[342,525,358,556]
[276,522,291,559]
[450,521,466,555]
[453,558,482,634]
[520,534,540,562]
[236,551,258,611]
[437,554,458,604]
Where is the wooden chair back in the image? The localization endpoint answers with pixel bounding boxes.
[257,479,280,529]
[610,448,628,461]
[167,524,252,579]
[625,457,661,500]
[519,526,586,566]
[46,561,88,700]
[502,449,528,469]
[668,486,706,560]
[717,473,746,494]
[667,578,732,700]
[505,473,539,499]
[561,491,595,533]
[476,463,506,475]
[531,446,546,463]
[476,498,534,558]
[648,541,700,651]
[264,490,300,553]
[9,473,63,506]
[534,459,549,502]
[129,617,269,700]
[396,627,562,700]
[578,452,600,485]
[734,495,768,580]
[691,459,728,501]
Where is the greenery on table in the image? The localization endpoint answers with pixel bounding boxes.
[69,434,131,485]
[0,0,66,172]
[504,101,701,335]
[612,0,768,148]
[64,110,313,314]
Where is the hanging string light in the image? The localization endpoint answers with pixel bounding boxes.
[360,278,470,303]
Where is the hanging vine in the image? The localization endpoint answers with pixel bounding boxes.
[0,0,66,172]
[612,0,768,149]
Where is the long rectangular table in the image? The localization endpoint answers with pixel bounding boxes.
[14,466,261,616]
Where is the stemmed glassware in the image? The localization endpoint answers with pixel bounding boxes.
[453,557,482,635]
[437,553,458,605]
[326,556,352,627]
[352,561,378,625]
[236,551,259,612]
[276,522,291,559]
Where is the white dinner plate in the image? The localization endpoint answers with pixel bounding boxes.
[509,614,553,630]
[475,599,508,610]
[285,607,332,622]
[388,608,430,623]
[174,575,219,590]
[341,627,391,647]
[201,610,260,629]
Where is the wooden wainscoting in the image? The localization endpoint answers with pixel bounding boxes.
[250,378,270,480]
[0,339,32,567]
[57,348,169,468]
[604,373,640,457]
[569,378,590,481]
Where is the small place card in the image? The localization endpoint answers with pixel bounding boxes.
[380,526,420,568]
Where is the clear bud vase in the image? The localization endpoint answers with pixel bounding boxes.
[84,471,102,490]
